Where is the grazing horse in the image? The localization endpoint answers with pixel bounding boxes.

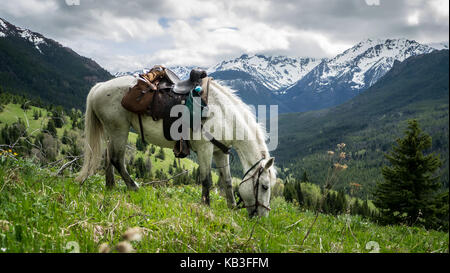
[76,76,276,217]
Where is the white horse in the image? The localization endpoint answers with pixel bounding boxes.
[76,75,276,217]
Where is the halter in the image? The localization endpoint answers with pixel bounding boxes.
[237,158,271,216]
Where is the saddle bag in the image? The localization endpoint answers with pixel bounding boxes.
[121,79,155,114]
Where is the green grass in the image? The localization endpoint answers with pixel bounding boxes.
[0,103,71,138]
[0,157,448,253]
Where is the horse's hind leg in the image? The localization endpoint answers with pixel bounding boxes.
[105,149,115,189]
[105,132,139,191]
[213,151,236,208]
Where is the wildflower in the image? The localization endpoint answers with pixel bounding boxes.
[0,220,10,232]
[334,163,348,171]
[327,151,335,156]
[122,227,143,242]
[116,241,135,253]
[13,153,18,156]
[337,143,346,150]
[8,149,12,153]
[339,152,346,159]
[98,243,110,253]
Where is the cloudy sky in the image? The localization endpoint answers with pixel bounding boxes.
[1,0,448,73]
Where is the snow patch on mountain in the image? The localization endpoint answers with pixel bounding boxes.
[0,18,47,53]
[17,28,46,53]
[210,54,322,91]
[302,38,435,92]
[0,18,8,37]
[114,65,206,80]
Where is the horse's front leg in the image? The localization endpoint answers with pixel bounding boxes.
[213,150,236,208]
[197,143,214,206]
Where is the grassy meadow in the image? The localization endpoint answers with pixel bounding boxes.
[0,157,448,253]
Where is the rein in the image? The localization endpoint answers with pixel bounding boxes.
[237,158,271,215]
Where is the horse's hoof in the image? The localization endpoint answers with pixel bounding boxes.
[128,183,140,191]
[201,196,210,206]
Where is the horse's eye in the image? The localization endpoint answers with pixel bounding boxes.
[262,184,269,191]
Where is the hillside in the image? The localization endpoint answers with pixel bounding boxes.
[0,157,447,253]
[0,18,112,110]
[274,50,449,196]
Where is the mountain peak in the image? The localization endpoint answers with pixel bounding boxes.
[0,17,48,53]
[282,38,437,112]
[210,54,323,91]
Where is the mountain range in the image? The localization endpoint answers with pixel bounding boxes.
[0,18,112,109]
[116,39,446,113]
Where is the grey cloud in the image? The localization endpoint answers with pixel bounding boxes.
[0,0,448,73]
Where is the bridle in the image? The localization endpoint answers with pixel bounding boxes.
[236,158,271,216]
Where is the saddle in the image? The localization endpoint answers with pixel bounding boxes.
[121,65,208,158]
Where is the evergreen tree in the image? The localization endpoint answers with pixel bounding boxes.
[294,180,304,206]
[156,147,165,160]
[136,135,146,152]
[336,190,348,214]
[283,181,295,203]
[373,120,442,228]
[301,171,309,183]
[61,129,69,145]
[33,110,39,120]
[150,145,156,154]
[46,119,57,137]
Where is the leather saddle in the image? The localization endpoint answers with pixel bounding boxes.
[121,65,208,158]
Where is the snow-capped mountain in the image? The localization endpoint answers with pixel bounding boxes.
[114,65,206,80]
[1,18,47,54]
[114,54,320,93]
[113,54,318,111]
[281,38,437,112]
[112,38,443,113]
[210,54,322,92]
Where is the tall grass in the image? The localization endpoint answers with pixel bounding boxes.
[0,157,448,253]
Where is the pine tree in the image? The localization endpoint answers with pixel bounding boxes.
[294,180,304,206]
[136,135,146,151]
[301,171,309,183]
[336,190,348,214]
[283,180,296,203]
[373,120,442,228]
[61,129,69,144]
[33,110,39,120]
[46,119,57,137]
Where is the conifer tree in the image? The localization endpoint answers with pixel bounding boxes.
[294,180,304,206]
[301,171,309,183]
[46,119,57,137]
[373,120,442,227]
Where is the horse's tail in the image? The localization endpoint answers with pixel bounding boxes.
[76,84,104,183]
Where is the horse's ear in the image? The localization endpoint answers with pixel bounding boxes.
[263,157,275,170]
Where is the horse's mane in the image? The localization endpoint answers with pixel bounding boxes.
[209,80,271,159]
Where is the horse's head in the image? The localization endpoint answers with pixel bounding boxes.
[238,157,276,217]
